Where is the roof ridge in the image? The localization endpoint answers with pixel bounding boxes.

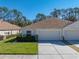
[23,18,72,29]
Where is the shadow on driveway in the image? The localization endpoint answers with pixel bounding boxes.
[38,40,79,46]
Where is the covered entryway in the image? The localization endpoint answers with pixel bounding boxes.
[36,29,62,40]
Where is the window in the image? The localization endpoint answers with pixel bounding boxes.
[4,32,10,35]
[26,31,31,36]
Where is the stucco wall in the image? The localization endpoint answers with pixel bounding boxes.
[11,30,20,34]
[21,28,62,40]
[21,29,36,36]
[63,30,79,40]
[0,30,20,36]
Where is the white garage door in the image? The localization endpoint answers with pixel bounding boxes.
[63,30,79,40]
[37,29,61,40]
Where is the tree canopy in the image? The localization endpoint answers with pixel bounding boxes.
[0,6,79,26]
[33,7,79,23]
[33,13,46,23]
[0,7,31,27]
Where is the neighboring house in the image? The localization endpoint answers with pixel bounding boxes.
[63,21,79,40]
[0,20,21,39]
[21,18,72,40]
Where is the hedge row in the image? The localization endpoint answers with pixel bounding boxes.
[16,35,38,42]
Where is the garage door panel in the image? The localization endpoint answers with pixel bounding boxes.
[64,30,79,40]
[37,30,61,40]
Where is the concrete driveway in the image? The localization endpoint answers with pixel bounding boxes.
[38,40,79,59]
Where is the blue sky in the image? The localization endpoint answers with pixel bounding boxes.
[0,0,79,20]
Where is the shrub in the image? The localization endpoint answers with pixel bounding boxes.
[4,34,38,42]
[16,35,37,42]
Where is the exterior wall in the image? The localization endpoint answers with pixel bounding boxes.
[63,29,79,40]
[0,30,20,36]
[21,28,62,40]
[11,30,20,34]
[21,29,36,36]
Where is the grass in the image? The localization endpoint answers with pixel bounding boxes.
[0,35,38,55]
[0,36,16,43]
[0,43,38,55]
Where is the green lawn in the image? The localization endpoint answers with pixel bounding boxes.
[0,43,38,55]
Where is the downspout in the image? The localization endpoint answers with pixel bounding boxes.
[62,20,65,41]
[61,28,64,41]
[62,28,64,40]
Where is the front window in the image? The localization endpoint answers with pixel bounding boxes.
[4,32,10,35]
[26,31,31,36]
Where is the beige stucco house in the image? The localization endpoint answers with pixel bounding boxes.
[21,18,72,40]
[0,20,21,39]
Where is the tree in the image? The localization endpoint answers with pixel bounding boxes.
[73,7,79,20]
[63,8,77,21]
[0,6,32,27]
[65,16,77,22]
[5,9,32,27]
[0,7,8,19]
[33,13,46,23]
[50,9,61,18]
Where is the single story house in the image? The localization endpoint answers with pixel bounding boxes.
[63,21,79,40]
[21,18,72,40]
[0,20,21,39]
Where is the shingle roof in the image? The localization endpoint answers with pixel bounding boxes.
[24,18,73,29]
[0,20,21,30]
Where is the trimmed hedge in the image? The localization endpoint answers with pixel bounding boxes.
[16,35,38,42]
[4,34,38,42]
